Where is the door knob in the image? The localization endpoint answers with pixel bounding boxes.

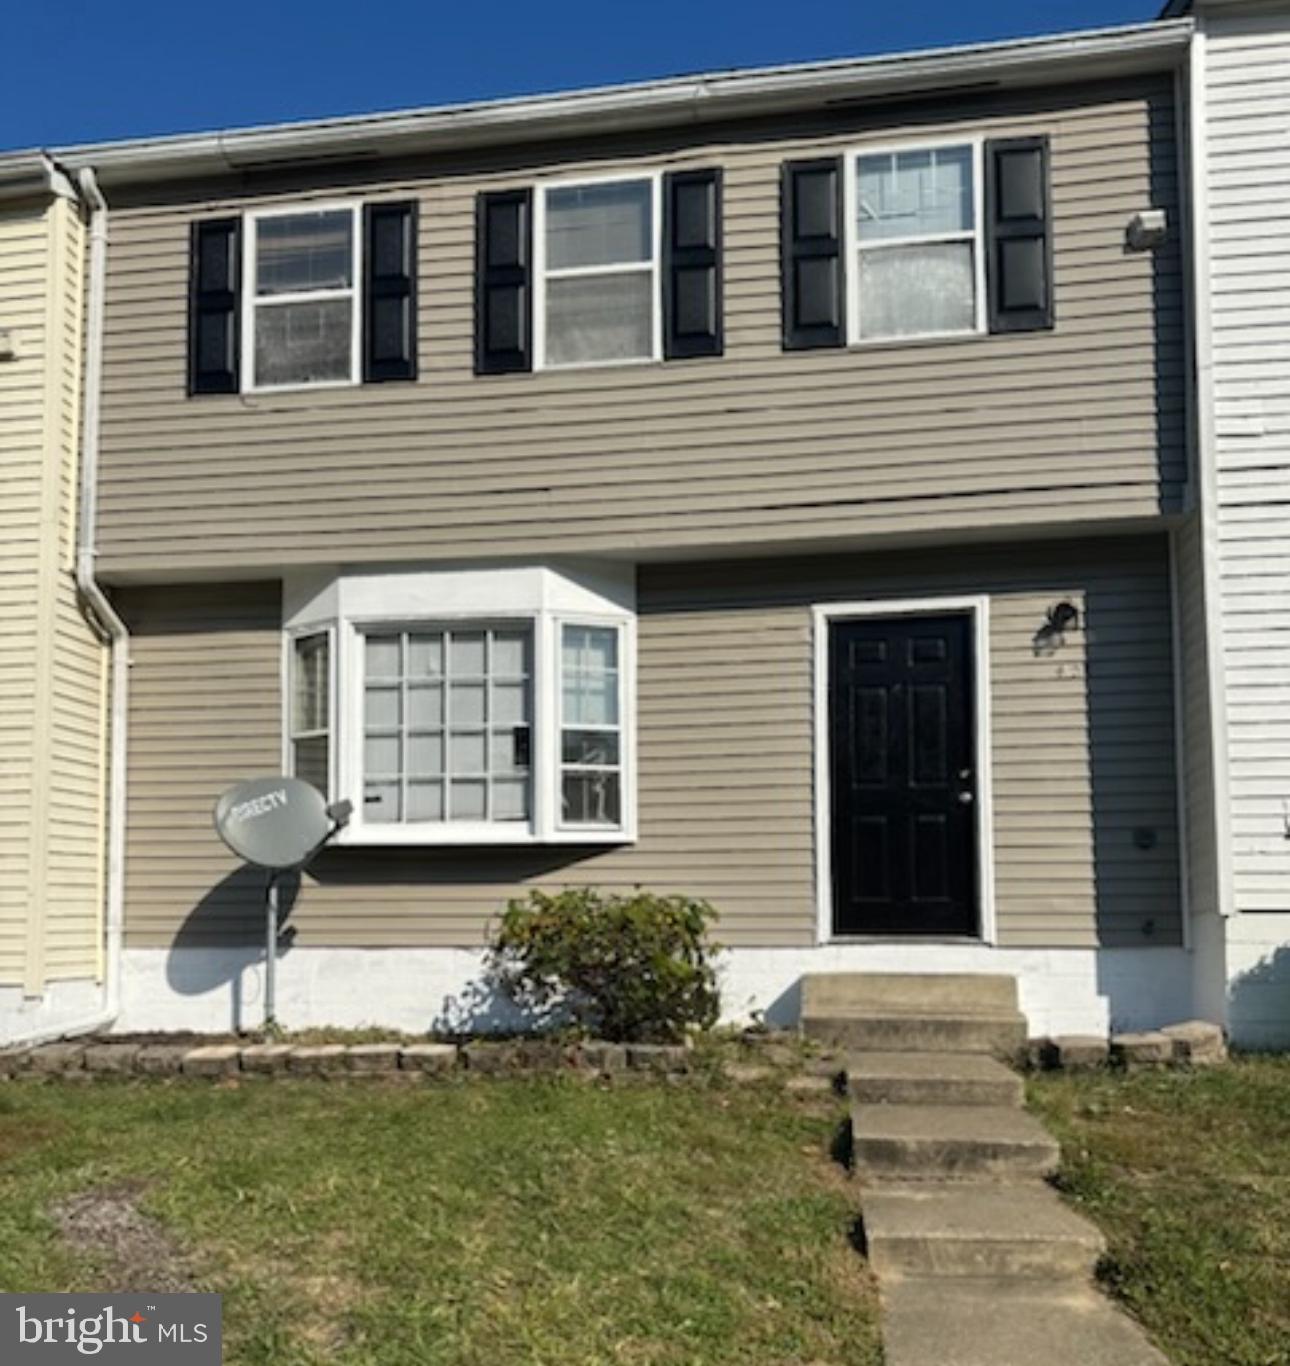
[957,790,974,805]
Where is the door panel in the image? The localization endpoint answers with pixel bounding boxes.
[830,613,978,937]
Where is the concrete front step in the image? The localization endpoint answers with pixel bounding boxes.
[848,1052,1024,1108]
[802,973,1019,1016]
[852,1104,1059,1181]
[862,1183,1105,1280]
[805,1011,1027,1056]
[881,1277,1169,1366]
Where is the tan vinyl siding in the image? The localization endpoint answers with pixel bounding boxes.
[96,77,1183,578]
[117,534,1181,952]
[0,194,105,990]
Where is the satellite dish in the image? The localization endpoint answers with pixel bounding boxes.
[214,776,339,870]
[212,778,352,1029]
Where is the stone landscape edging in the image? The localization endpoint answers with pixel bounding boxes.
[1029,1019,1228,1072]
[0,1031,845,1086]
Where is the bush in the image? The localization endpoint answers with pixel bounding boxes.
[488,888,722,1043]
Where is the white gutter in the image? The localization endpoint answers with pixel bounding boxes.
[14,164,129,1047]
[42,20,1192,188]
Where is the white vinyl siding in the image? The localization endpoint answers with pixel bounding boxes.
[1192,6,1290,1045]
[1203,11,1290,917]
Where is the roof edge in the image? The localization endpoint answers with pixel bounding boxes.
[0,152,78,203]
[19,19,1192,189]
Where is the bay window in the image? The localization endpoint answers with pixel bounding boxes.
[285,565,635,845]
[560,625,623,828]
[362,626,533,825]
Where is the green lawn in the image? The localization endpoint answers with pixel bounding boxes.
[1029,1057,1290,1366]
[0,1076,881,1366]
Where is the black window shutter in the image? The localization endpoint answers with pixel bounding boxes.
[188,217,241,394]
[475,189,532,374]
[985,137,1053,334]
[363,201,418,382]
[781,157,845,350]
[663,168,722,360]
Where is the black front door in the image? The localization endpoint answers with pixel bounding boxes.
[830,613,978,937]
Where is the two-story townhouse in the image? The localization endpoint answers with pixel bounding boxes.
[0,157,110,1042]
[40,18,1206,1040]
[1165,0,1290,1047]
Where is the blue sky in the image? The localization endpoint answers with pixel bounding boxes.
[3,0,1160,152]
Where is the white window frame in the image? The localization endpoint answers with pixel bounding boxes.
[351,615,539,837]
[283,624,337,800]
[552,615,634,837]
[533,170,664,372]
[843,137,988,348]
[811,595,996,947]
[242,200,362,394]
[283,597,636,848]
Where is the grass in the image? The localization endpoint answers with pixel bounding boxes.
[0,1076,880,1366]
[1028,1056,1290,1366]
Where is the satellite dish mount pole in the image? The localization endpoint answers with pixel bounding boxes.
[212,776,353,1036]
[265,870,281,1030]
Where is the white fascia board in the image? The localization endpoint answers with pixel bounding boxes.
[53,21,1192,189]
[0,152,77,203]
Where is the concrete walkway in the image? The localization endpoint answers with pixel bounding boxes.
[802,973,1170,1366]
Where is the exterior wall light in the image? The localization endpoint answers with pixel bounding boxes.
[1126,209,1168,251]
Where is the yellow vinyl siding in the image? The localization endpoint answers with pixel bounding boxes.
[116,534,1181,953]
[95,77,1183,578]
[0,193,106,991]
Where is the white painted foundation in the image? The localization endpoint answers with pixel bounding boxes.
[1225,914,1290,1049]
[116,943,1196,1040]
[1,978,104,1044]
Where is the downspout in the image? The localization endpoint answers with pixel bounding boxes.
[13,163,128,1046]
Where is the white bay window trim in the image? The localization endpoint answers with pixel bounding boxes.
[532,169,664,372]
[283,624,337,799]
[282,566,637,847]
[843,136,988,347]
[242,200,362,394]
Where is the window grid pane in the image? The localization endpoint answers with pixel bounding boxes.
[291,633,330,797]
[560,624,623,828]
[546,181,652,269]
[363,626,532,825]
[256,210,354,295]
[857,242,976,340]
[854,144,979,343]
[856,146,974,242]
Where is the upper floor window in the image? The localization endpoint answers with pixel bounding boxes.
[537,177,661,369]
[189,201,417,396]
[782,136,1051,352]
[247,206,360,390]
[850,144,984,343]
[475,170,722,374]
